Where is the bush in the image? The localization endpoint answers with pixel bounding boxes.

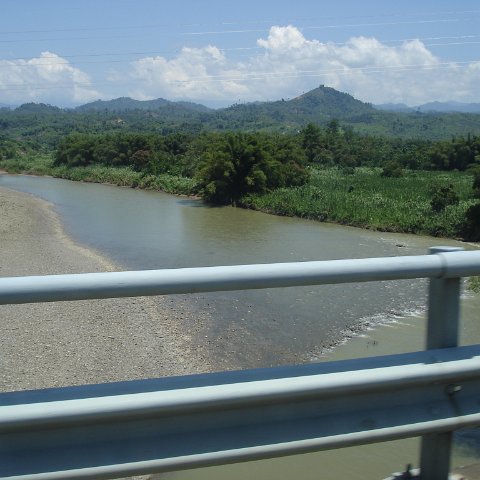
[381,161,404,178]
[468,165,480,199]
[462,203,480,240]
[430,184,459,212]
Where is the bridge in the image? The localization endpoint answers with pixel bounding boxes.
[0,246,479,480]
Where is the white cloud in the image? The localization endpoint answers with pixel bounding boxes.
[129,45,249,102]
[127,26,480,106]
[2,28,478,107]
[0,52,101,106]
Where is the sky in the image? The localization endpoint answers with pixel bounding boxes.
[0,0,479,108]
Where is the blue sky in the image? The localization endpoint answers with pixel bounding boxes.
[1,0,479,107]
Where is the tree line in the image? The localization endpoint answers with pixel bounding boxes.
[54,131,309,204]
[51,124,480,204]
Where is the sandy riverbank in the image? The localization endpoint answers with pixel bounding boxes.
[0,186,214,392]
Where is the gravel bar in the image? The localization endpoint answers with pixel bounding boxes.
[0,186,214,393]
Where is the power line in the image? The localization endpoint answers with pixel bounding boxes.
[0,45,262,67]
[0,15,477,43]
[0,46,263,64]
[0,35,478,69]
[0,60,477,93]
[424,41,480,47]
[302,18,468,31]
[181,18,464,36]
[1,9,478,35]
[170,60,480,82]
[0,34,141,44]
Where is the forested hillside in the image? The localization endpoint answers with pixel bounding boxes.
[2,86,480,152]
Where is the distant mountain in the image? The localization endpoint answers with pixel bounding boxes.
[175,101,213,113]
[212,85,377,129]
[289,85,374,117]
[375,101,480,114]
[76,97,212,113]
[416,101,480,114]
[2,86,480,142]
[15,102,62,113]
[73,86,379,132]
[374,103,413,113]
[62,89,480,127]
[76,97,166,111]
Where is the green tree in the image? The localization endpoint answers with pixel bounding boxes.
[430,184,459,212]
[54,133,96,167]
[326,118,340,135]
[381,161,404,178]
[468,165,480,198]
[463,203,480,240]
[197,132,308,205]
[301,123,323,163]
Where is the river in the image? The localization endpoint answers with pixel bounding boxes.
[1,174,479,479]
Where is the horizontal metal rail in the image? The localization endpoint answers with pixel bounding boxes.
[1,248,480,480]
[2,345,480,480]
[1,250,480,304]
[3,349,480,430]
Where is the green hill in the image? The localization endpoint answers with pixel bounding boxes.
[1,86,480,147]
[15,102,63,113]
[207,86,480,139]
[289,85,374,117]
[210,85,375,129]
[76,97,212,113]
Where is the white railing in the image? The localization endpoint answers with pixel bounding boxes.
[0,246,479,480]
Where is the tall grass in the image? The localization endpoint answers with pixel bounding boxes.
[243,167,475,238]
[0,154,199,196]
[0,154,54,175]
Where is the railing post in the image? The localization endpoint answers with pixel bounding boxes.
[420,246,463,480]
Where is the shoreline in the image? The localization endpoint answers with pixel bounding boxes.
[0,186,214,392]
[1,162,476,242]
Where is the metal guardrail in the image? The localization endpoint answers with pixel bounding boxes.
[1,247,480,480]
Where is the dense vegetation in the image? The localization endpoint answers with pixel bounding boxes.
[50,123,480,177]
[196,132,308,204]
[2,122,480,240]
[242,168,476,238]
[52,131,309,204]
[2,86,480,150]
[2,84,480,241]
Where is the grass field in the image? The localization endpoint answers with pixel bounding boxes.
[243,167,476,238]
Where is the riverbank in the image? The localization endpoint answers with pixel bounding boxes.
[2,154,479,240]
[0,186,213,392]
[0,154,198,195]
[4,157,480,295]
